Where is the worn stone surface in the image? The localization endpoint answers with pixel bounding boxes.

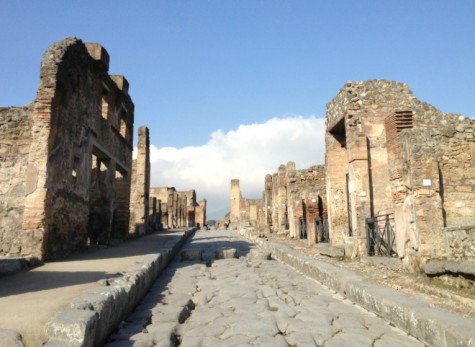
[107,230,424,347]
[241,227,475,347]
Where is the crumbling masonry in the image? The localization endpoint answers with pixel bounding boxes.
[326,80,475,271]
[230,163,326,246]
[0,38,134,260]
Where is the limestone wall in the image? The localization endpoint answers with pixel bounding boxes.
[0,106,32,255]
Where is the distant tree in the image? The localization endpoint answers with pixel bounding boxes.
[207,220,216,226]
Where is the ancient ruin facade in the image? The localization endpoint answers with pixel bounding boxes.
[230,164,326,241]
[0,38,134,260]
[264,163,326,244]
[326,79,475,271]
[149,187,206,229]
[228,179,265,228]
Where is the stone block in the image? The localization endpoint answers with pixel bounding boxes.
[342,236,358,258]
[246,249,271,261]
[45,309,98,347]
[85,43,110,71]
[110,75,129,94]
[316,243,342,258]
[361,256,402,271]
[215,248,237,259]
[180,249,203,261]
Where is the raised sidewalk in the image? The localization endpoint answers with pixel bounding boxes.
[0,228,195,347]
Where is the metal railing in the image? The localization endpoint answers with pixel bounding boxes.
[365,214,397,257]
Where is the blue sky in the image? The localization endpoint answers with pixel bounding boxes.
[1,1,474,218]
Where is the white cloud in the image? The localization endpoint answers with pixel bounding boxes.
[148,116,326,219]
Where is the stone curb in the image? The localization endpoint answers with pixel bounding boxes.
[43,228,196,347]
[239,228,475,347]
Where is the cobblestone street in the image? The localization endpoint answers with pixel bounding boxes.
[107,230,424,347]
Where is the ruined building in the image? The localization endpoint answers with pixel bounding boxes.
[149,187,206,229]
[229,179,265,227]
[230,163,326,243]
[265,163,326,244]
[0,38,135,260]
[326,80,475,271]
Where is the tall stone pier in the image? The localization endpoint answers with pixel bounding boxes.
[129,126,151,236]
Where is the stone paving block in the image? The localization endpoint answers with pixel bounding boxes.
[285,331,318,346]
[180,335,221,347]
[185,306,224,325]
[325,331,375,347]
[110,230,435,347]
[246,232,475,347]
[218,334,253,347]
[0,329,24,347]
[254,334,288,347]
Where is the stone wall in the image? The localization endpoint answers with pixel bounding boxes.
[445,226,475,262]
[0,38,135,260]
[0,106,32,255]
[326,79,475,271]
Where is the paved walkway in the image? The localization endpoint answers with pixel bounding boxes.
[108,229,424,346]
[0,229,193,347]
